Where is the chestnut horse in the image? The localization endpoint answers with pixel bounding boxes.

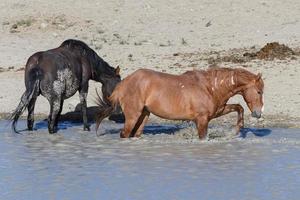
[96,67,264,139]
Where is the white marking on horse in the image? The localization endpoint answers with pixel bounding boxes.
[214,77,217,88]
[52,100,61,112]
[179,82,185,89]
[53,68,79,97]
[231,75,235,85]
[53,79,63,95]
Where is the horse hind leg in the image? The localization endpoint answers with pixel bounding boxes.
[48,97,63,134]
[120,103,144,138]
[27,97,37,131]
[133,109,150,138]
[121,116,140,138]
[54,99,64,128]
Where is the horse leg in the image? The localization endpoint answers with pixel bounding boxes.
[195,116,209,140]
[120,104,144,138]
[54,99,64,128]
[133,109,150,138]
[79,91,90,131]
[27,97,37,131]
[215,104,244,134]
[48,98,62,134]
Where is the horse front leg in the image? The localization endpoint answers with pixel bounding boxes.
[79,91,90,131]
[195,116,209,140]
[215,104,244,135]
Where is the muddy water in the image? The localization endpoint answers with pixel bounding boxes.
[1,120,300,200]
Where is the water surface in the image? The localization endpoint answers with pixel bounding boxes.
[1,120,300,200]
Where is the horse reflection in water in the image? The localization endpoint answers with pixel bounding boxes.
[11,39,121,133]
[96,67,264,140]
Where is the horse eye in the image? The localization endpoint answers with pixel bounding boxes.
[257,91,262,95]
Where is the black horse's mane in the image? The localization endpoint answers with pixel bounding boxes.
[60,39,115,75]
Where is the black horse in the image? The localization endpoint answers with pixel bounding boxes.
[11,39,121,133]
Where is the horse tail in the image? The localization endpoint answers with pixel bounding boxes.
[10,67,41,133]
[95,89,119,134]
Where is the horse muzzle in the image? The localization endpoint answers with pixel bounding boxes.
[251,110,262,118]
[108,105,125,123]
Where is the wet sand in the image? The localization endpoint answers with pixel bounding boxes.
[1,120,300,200]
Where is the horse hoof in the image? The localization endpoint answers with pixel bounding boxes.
[48,127,58,134]
[120,131,128,138]
[83,126,90,131]
[28,122,34,131]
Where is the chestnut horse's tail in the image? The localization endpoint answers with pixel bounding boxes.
[10,67,41,133]
[95,89,119,133]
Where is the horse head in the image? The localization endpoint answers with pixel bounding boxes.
[100,66,121,102]
[241,73,264,118]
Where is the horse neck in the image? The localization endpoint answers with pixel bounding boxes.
[209,69,254,104]
[91,56,115,83]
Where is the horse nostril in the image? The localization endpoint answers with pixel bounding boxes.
[257,112,261,118]
[251,110,261,118]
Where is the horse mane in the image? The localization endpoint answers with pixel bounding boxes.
[233,68,256,82]
[206,67,257,86]
[61,39,92,52]
[60,39,116,76]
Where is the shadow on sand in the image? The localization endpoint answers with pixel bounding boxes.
[33,106,125,131]
[59,106,124,123]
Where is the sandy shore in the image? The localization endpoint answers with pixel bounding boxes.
[0,0,299,127]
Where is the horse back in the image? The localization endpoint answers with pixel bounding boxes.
[26,47,85,76]
[112,69,214,119]
[114,68,209,97]
[24,47,88,98]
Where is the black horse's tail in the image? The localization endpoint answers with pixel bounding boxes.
[10,68,41,133]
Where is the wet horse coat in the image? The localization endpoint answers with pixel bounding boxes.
[96,68,264,139]
[11,39,121,133]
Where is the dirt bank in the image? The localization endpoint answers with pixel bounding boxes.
[0,0,299,128]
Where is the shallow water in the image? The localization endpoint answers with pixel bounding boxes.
[1,120,300,200]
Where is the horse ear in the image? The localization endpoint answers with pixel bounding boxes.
[256,73,262,81]
[115,66,120,75]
